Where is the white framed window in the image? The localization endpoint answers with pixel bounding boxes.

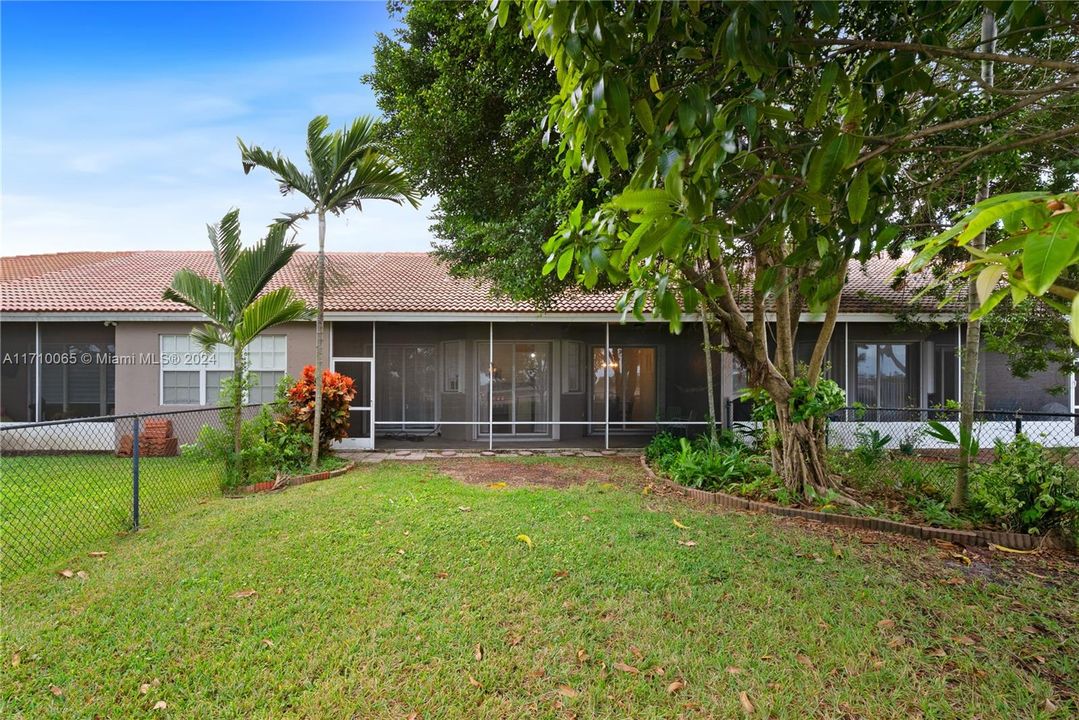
[442,340,464,393]
[160,334,286,406]
[562,340,584,394]
[247,335,288,404]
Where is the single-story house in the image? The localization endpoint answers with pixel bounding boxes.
[0,251,1071,451]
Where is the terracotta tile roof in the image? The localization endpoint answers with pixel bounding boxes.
[0,250,943,316]
[0,252,134,283]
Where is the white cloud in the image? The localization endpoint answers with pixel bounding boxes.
[2,50,437,256]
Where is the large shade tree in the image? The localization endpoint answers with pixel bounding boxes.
[163,210,312,461]
[366,0,591,303]
[497,0,1079,499]
[238,116,421,466]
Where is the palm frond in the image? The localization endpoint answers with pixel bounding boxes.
[226,221,304,309]
[162,269,232,326]
[237,138,319,201]
[234,287,313,347]
[305,115,335,201]
[327,116,380,189]
[190,324,228,355]
[325,156,422,212]
[208,209,243,282]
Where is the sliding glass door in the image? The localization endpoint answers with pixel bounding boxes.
[591,347,657,432]
[376,345,437,433]
[477,342,551,437]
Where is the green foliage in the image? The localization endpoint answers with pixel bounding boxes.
[788,378,845,423]
[283,366,358,452]
[366,0,589,303]
[649,433,773,493]
[970,435,1079,538]
[644,431,681,462]
[925,420,980,460]
[853,428,891,465]
[909,191,1079,343]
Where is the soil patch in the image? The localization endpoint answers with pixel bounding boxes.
[434,456,645,489]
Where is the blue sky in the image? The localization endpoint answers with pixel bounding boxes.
[1,1,435,256]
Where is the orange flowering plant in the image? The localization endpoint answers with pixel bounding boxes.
[284,365,357,451]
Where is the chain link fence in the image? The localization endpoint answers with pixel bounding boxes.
[1,405,259,576]
[726,403,1079,493]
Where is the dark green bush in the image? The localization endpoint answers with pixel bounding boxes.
[659,436,774,492]
[970,435,1079,539]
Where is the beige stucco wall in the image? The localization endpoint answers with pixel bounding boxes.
[113,321,323,414]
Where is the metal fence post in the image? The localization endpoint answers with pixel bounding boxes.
[1014,410,1022,438]
[132,415,141,531]
[724,398,733,431]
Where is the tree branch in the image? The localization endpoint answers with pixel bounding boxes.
[801,37,1079,72]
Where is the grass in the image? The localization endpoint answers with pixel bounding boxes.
[2,458,1076,718]
[1,454,221,573]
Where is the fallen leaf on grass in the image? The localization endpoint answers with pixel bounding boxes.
[1045,698,1058,712]
[231,589,258,599]
[677,540,697,547]
[650,666,665,676]
[88,551,107,558]
[926,648,947,658]
[672,519,690,529]
[954,635,977,646]
[406,713,419,720]
[553,569,569,579]
[613,661,639,674]
[667,679,685,694]
[139,683,151,695]
[576,648,588,664]
[261,639,274,648]
[152,700,167,711]
[738,691,754,714]
[887,636,906,649]
[487,482,507,489]
[435,571,449,579]
[952,553,972,566]
[10,653,19,667]
[49,685,63,697]
[397,549,406,555]
[76,571,89,580]
[516,534,533,550]
[57,569,74,579]
[468,675,482,688]
[1022,625,1040,635]
[726,666,742,675]
[474,644,484,662]
[832,543,843,558]
[989,543,1037,554]
[877,619,896,630]
[629,645,644,660]
[458,506,472,512]
[795,654,814,669]
[507,634,523,647]
[557,686,579,698]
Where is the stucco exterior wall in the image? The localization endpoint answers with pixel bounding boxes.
[113,321,324,414]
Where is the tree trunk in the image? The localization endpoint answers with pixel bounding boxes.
[310,210,327,469]
[232,347,245,458]
[954,8,996,509]
[702,313,717,440]
[771,403,841,499]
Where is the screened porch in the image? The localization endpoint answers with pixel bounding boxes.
[329,320,719,450]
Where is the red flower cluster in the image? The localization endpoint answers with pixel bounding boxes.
[284,365,357,450]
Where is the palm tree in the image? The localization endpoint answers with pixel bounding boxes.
[238,115,421,467]
[163,209,312,460]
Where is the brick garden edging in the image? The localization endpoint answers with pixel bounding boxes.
[639,456,1074,551]
[235,461,356,495]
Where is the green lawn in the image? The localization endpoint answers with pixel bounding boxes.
[1,454,221,574]
[2,458,1076,718]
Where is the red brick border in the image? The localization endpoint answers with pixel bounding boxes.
[236,461,356,495]
[640,456,1074,551]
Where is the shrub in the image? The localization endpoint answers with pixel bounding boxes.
[970,435,1079,539]
[284,365,357,451]
[667,437,773,491]
[645,431,681,463]
[853,428,891,465]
